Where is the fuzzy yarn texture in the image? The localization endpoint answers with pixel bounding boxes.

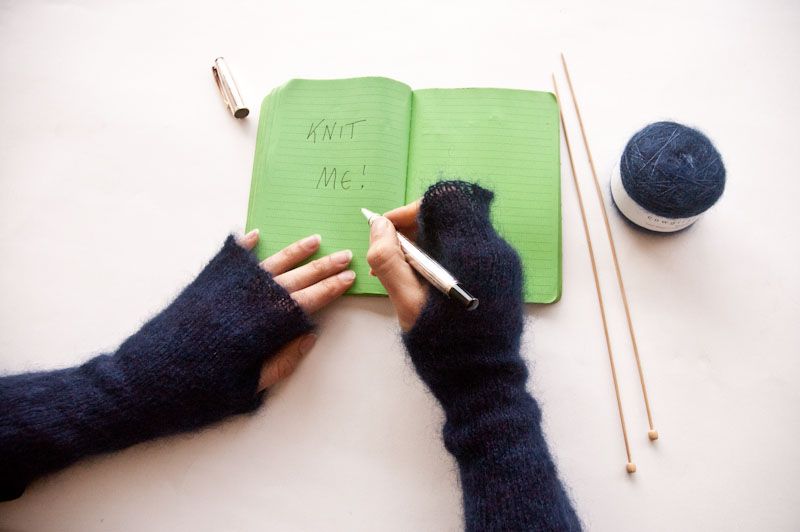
[620,121,726,218]
[1,183,581,530]
[403,181,581,531]
[0,236,313,500]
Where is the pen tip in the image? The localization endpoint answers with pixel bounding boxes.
[361,207,378,220]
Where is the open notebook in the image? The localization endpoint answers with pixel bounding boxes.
[246,77,561,303]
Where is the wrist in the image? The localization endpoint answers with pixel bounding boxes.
[114,236,314,428]
[0,236,315,499]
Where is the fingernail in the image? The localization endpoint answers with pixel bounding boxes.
[338,270,356,282]
[242,228,259,246]
[298,334,317,355]
[331,249,352,265]
[300,234,321,250]
[372,217,389,236]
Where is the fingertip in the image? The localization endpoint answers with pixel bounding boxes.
[331,249,353,266]
[300,234,322,251]
[369,216,396,243]
[338,270,356,283]
[239,228,259,250]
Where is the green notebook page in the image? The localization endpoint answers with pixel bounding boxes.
[246,78,412,294]
[405,89,561,303]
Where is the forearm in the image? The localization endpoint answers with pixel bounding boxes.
[405,312,580,531]
[402,181,581,531]
[443,366,580,532]
[0,357,153,500]
[0,236,312,500]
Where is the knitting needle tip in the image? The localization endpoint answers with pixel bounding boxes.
[626,462,637,474]
[648,429,659,441]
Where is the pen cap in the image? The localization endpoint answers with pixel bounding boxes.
[212,57,249,119]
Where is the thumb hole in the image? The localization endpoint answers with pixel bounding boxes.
[258,334,317,391]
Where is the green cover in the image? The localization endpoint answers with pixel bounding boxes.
[246,77,561,303]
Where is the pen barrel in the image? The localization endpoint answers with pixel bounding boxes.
[363,210,476,310]
[396,233,457,294]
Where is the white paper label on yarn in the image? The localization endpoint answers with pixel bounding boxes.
[610,165,701,232]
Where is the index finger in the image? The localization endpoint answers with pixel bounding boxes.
[383,198,421,241]
[260,234,321,275]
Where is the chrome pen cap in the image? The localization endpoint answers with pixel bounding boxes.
[212,57,249,119]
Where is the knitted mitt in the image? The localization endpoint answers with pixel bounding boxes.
[402,181,581,532]
[403,180,525,412]
[0,236,313,500]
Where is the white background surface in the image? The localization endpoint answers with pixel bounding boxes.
[1,1,799,530]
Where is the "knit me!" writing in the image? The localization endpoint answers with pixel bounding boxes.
[316,165,366,190]
[306,119,367,144]
[307,119,368,190]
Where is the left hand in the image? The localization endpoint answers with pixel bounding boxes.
[239,229,355,390]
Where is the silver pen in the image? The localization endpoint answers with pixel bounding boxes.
[361,208,479,311]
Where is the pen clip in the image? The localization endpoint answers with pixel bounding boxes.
[212,57,249,119]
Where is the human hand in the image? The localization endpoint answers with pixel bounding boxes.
[365,199,428,332]
[386,183,578,532]
[396,182,525,406]
[239,229,355,390]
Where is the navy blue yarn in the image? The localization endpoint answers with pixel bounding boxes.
[0,236,313,500]
[1,184,581,531]
[620,121,725,218]
[404,181,582,531]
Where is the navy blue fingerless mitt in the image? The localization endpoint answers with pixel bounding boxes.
[0,236,313,500]
[403,181,581,532]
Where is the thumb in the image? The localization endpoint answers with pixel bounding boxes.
[258,333,317,391]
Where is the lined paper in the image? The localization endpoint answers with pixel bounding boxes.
[246,78,412,294]
[406,89,561,303]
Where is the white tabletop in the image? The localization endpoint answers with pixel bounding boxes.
[1,1,798,530]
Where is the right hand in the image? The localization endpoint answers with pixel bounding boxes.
[370,181,526,410]
[365,199,429,332]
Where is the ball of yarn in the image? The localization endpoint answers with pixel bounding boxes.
[617,121,725,228]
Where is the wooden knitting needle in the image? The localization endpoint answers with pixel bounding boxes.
[560,53,658,441]
[553,75,636,474]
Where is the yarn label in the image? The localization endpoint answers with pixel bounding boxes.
[610,166,701,232]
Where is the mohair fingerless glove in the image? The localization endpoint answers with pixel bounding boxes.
[403,181,582,532]
[0,236,313,500]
